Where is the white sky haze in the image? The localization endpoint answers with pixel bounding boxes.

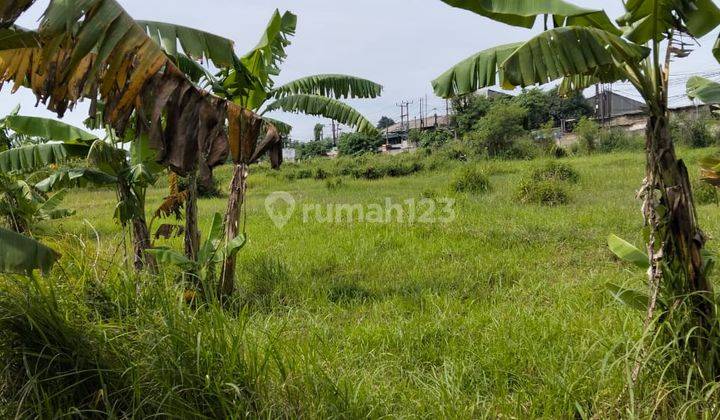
[3,1,720,140]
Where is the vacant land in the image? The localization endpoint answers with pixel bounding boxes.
[4,148,720,417]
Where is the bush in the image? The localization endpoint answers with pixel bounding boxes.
[337,132,384,156]
[471,101,528,158]
[354,165,382,180]
[313,167,329,180]
[531,161,580,183]
[377,153,423,177]
[414,128,454,149]
[693,179,718,205]
[597,129,644,152]
[573,117,599,154]
[502,137,541,160]
[297,139,332,160]
[325,177,344,190]
[671,114,717,148]
[284,166,314,181]
[515,178,570,206]
[450,166,491,194]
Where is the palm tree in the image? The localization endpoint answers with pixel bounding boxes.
[433,0,720,379]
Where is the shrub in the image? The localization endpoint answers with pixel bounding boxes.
[502,136,541,160]
[531,161,580,183]
[377,154,423,177]
[573,117,599,154]
[693,179,718,205]
[284,167,314,181]
[671,114,716,148]
[515,178,570,206]
[450,166,491,194]
[551,145,568,158]
[423,140,471,171]
[471,101,528,158]
[354,165,382,180]
[415,128,454,149]
[297,139,332,160]
[337,132,384,156]
[313,167,329,180]
[325,177,344,190]
[437,139,469,161]
[597,129,644,152]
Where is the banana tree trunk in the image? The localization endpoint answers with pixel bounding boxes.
[117,179,156,273]
[644,110,718,375]
[219,163,248,300]
[184,170,200,262]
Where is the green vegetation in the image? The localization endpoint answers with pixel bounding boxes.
[294,139,333,160]
[3,0,720,417]
[531,161,580,183]
[3,149,720,416]
[408,128,454,149]
[449,165,491,194]
[433,0,720,392]
[337,132,384,156]
[515,177,570,206]
[671,112,719,149]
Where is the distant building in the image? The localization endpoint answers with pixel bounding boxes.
[383,114,451,135]
[381,114,452,152]
[282,148,296,162]
[477,88,513,99]
[587,91,646,119]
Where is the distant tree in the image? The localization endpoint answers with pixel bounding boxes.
[513,88,593,130]
[410,128,453,149]
[546,88,593,123]
[472,102,527,157]
[514,88,551,130]
[297,140,332,160]
[313,123,324,142]
[451,94,495,135]
[338,132,383,156]
[377,116,395,130]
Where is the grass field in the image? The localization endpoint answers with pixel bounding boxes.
[3,148,720,417]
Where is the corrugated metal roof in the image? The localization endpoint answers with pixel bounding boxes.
[384,114,451,134]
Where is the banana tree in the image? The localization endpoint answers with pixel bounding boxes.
[206,10,383,298]
[148,10,383,299]
[0,114,163,271]
[0,172,73,234]
[0,1,269,282]
[433,0,720,379]
[0,226,60,276]
[686,47,720,198]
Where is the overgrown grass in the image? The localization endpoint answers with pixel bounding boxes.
[3,148,720,417]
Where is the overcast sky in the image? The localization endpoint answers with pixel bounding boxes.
[4,1,720,141]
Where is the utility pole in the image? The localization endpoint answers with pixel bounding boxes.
[396,100,413,132]
[331,120,337,147]
[595,83,614,126]
[425,94,428,126]
[418,98,424,129]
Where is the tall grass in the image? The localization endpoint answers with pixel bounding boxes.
[2,148,720,416]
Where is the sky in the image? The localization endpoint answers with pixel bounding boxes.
[3,0,720,141]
